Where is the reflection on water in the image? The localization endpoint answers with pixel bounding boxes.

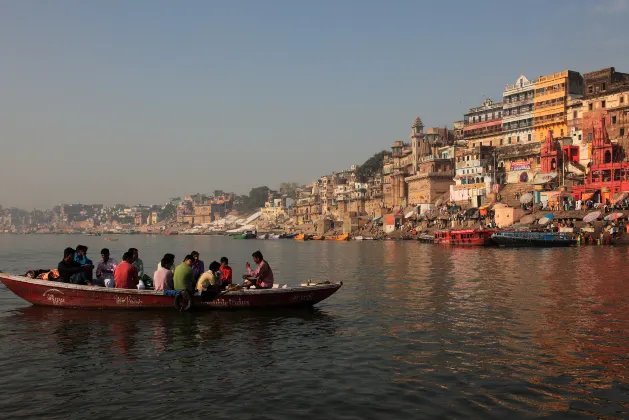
[0,235,628,418]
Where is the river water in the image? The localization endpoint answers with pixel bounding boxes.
[0,235,628,419]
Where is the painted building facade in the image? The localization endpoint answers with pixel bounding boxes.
[502,75,536,146]
[534,70,584,142]
[463,98,503,147]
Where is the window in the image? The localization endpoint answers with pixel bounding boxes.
[602,82,606,91]
[573,111,577,119]
[621,96,625,104]
[588,103,593,111]
[528,134,532,141]
[578,134,582,141]
[612,116,617,124]
[588,85,593,94]
[517,136,520,142]
[508,137,512,144]
[560,129,564,136]
[622,128,626,137]
[489,141,492,146]
[500,138,503,145]
[588,133,593,142]
[602,100,606,108]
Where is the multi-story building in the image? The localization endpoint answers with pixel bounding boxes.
[463,98,503,147]
[581,67,629,151]
[573,118,629,202]
[451,120,465,142]
[383,140,413,208]
[533,70,583,142]
[450,145,493,207]
[502,75,536,146]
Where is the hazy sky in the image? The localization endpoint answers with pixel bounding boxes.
[2,0,628,209]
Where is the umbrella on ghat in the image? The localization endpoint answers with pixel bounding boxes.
[604,212,624,221]
[519,214,536,224]
[583,211,601,223]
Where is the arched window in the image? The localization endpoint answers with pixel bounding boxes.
[605,150,612,163]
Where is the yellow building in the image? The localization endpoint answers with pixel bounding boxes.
[534,70,583,142]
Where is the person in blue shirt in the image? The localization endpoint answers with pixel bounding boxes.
[74,245,94,282]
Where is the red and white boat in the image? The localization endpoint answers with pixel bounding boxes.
[0,274,342,311]
[434,229,497,246]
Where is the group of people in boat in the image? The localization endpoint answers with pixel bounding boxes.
[56,246,274,293]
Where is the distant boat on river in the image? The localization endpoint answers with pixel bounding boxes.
[491,231,576,247]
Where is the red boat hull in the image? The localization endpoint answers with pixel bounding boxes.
[0,275,342,310]
[434,229,497,246]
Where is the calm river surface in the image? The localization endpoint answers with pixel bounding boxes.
[0,235,628,419]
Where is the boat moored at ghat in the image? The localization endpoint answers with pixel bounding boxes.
[434,229,498,246]
[0,274,342,311]
[491,231,576,247]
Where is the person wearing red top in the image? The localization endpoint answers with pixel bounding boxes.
[219,257,232,288]
[114,252,139,289]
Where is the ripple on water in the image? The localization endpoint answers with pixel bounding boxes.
[0,236,628,419]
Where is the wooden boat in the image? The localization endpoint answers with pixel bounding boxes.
[268,234,281,239]
[312,235,325,240]
[434,229,497,246]
[294,233,310,241]
[491,231,576,247]
[233,230,256,239]
[325,234,350,241]
[104,238,118,242]
[281,233,298,239]
[354,236,364,241]
[0,274,342,311]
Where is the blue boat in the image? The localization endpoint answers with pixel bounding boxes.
[491,231,576,247]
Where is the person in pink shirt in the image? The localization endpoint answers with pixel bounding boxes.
[153,258,174,291]
[242,251,274,289]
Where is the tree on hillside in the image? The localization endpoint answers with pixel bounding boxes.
[279,182,300,199]
[236,186,271,212]
[355,150,391,182]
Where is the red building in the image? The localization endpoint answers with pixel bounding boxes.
[572,118,629,203]
[540,130,561,173]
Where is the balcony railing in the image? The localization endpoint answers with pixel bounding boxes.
[534,115,565,125]
[406,170,455,181]
[502,97,534,108]
[568,118,582,130]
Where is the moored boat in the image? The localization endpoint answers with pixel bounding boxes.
[325,234,350,241]
[233,230,257,239]
[311,235,325,240]
[0,274,342,311]
[434,229,497,246]
[294,233,310,241]
[491,231,576,247]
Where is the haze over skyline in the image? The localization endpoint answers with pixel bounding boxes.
[2,0,628,209]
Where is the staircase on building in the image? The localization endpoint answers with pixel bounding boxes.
[497,183,536,208]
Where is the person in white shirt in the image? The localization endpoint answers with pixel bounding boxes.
[96,248,117,288]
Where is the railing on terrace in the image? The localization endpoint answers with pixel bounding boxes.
[502,97,534,107]
[535,99,566,110]
[534,88,566,98]
[504,81,536,93]
[409,170,455,180]
[534,115,565,125]
[503,121,534,130]
[568,118,582,130]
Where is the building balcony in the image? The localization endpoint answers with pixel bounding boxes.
[463,118,502,129]
[405,170,455,182]
[502,97,534,109]
[502,113,534,124]
[568,118,582,131]
[503,121,534,131]
[534,115,566,126]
